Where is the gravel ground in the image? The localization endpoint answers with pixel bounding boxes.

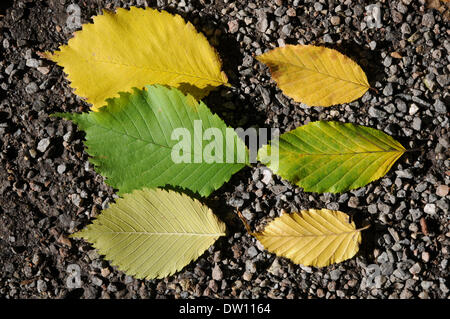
[0,0,449,299]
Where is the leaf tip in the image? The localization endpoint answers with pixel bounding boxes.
[39,50,56,62]
[50,112,72,120]
[221,71,231,86]
[68,231,83,240]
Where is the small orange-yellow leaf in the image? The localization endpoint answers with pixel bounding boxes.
[45,7,228,111]
[253,209,368,267]
[257,45,370,107]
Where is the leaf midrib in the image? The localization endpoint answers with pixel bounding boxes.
[270,60,369,88]
[89,57,228,85]
[281,149,405,157]
[87,231,224,236]
[258,228,362,238]
[88,116,244,165]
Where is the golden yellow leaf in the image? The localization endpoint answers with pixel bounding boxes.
[257,45,370,107]
[251,209,368,267]
[45,7,229,111]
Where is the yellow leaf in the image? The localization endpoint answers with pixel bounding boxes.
[257,45,370,107]
[45,7,229,111]
[252,209,368,267]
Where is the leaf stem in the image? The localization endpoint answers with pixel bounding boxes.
[369,86,379,94]
[405,147,424,153]
[357,224,371,232]
[236,210,253,234]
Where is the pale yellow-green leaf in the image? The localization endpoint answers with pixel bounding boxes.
[257,45,370,107]
[72,188,226,279]
[253,209,367,267]
[44,7,228,111]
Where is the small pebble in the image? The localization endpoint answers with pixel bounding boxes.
[57,164,66,174]
[330,16,341,26]
[228,20,239,34]
[314,3,323,11]
[26,58,40,68]
[101,268,111,278]
[37,138,50,153]
[37,279,47,293]
[424,204,436,215]
[436,185,449,197]
[409,104,419,115]
[212,264,223,281]
[422,252,430,263]
[25,82,39,94]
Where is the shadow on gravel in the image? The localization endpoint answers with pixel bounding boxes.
[0,0,13,15]
[344,208,378,263]
[359,224,385,264]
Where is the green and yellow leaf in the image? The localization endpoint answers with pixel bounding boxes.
[55,85,248,197]
[45,7,228,111]
[252,209,367,267]
[73,188,226,279]
[258,121,405,193]
[257,45,370,107]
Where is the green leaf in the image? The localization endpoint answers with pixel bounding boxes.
[258,121,405,193]
[72,188,226,279]
[56,85,248,197]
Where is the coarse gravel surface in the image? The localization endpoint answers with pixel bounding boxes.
[0,0,449,299]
